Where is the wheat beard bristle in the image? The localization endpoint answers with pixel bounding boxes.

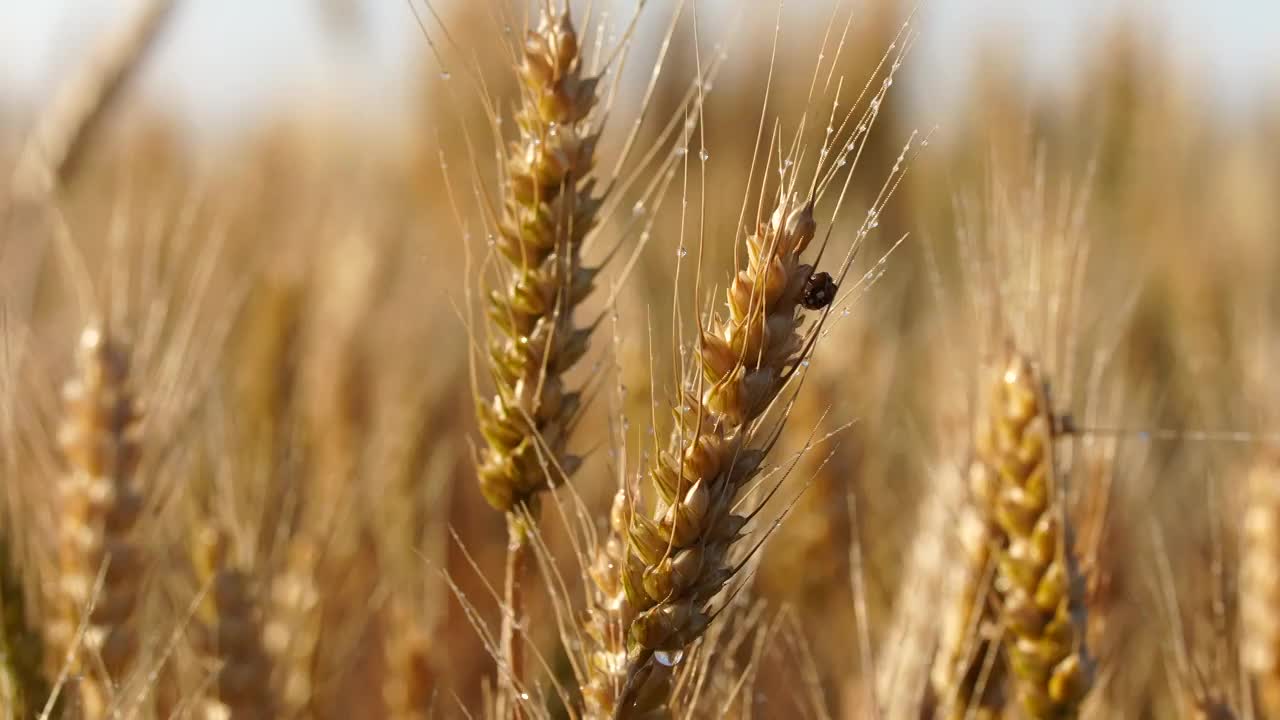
[49,326,144,720]
[977,351,1093,719]
[581,197,819,719]
[476,9,602,514]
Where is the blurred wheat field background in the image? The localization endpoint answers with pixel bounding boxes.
[0,0,1278,718]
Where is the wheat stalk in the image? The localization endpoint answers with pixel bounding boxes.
[582,195,821,718]
[47,326,144,719]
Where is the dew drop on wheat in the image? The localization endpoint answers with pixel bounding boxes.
[633,201,646,217]
[655,649,684,667]
[699,149,710,161]
[800,358,810,368]
[674,146,688,158]
[676,245,688,258]
[440,71,452,80]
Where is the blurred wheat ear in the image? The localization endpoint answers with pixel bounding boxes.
[189,524,274,720]
[1242,449,1280,716]
[47,326,145,719]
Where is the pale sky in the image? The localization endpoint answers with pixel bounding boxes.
[0,1,1277,140]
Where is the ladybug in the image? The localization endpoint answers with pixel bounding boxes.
[801,271,837,310]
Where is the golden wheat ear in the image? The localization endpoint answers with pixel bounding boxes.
[577,194,822,720]
[983,351,1094,719]
[476,8,602,514]
[46,325,144,719]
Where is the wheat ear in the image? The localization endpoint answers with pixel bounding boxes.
[980,351,1093,719]
[1241,449,1280,716]
[190,525,273,720]
[584,196,820,718]
[476,10,602,715]
[476,8,600,513]
[48,326,144,719]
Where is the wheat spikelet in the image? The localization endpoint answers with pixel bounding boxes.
[47,326,144,719]
[1242,448,1280,716]
[980,351,1093,719]
[584,196,820,717]
[190,525,273,720]
[476,8,601,513]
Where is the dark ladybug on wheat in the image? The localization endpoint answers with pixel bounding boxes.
[802,271,838,310]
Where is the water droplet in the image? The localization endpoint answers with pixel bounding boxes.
[519,692,530,701]
[840,307,850,317]
[633,201,646,216]
[440,71,452,80]
[486,233,496,247]
[800,359,810,368]
[784,159,794,169]
[676,246,689,258]
[699,149,710,161]
[639,231,651,243]
[922,139,930,147]
[674,146,688,158]
[655,649,685,667]
[548,122,559,137]
[836,158,847,167]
